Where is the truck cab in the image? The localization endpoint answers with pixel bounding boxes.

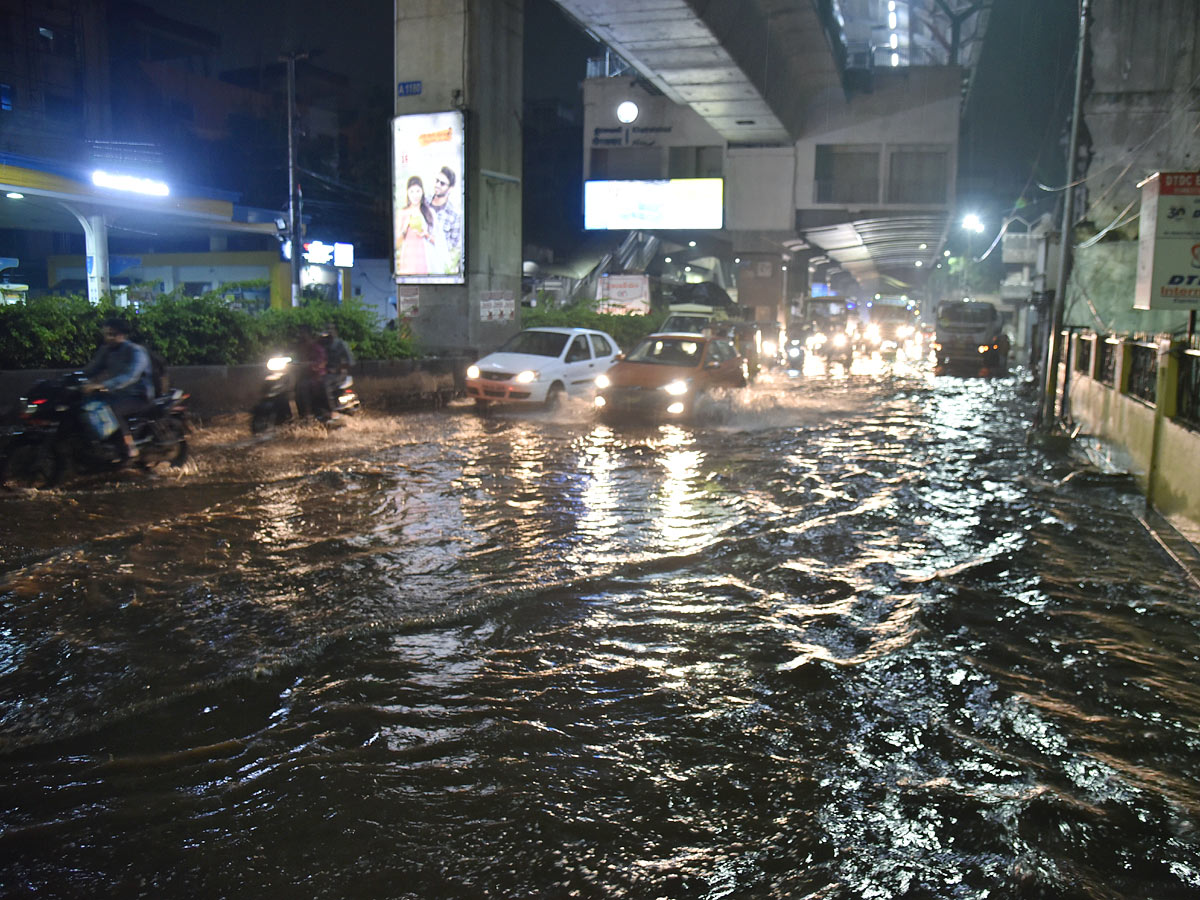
[933,301,1009,372]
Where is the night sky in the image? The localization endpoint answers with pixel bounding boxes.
[135,0,1078,255]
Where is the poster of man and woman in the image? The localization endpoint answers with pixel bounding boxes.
[392,110,466,284]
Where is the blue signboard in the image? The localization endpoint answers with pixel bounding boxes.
[397,81,423,97]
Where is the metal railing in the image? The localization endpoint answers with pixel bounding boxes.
[1126,342,1158,404]
[1075,334,1093,374]
[1097,338,1117,386]
[1179,350,1200,430]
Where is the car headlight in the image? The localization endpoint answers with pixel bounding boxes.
[595,373,611,389]
[832,333,848,348]
[663,380,689,396]
[762,340,777,357]
[977,344,991,354]
[898,325,914,338]
[865,325,881,343]
[267,356,292,371]
[666,401,686,415]
[515,370,538,384]
[466,364,480,379]
[594,395,607,408]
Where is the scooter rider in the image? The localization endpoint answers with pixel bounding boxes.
[81,316,155,459]
[319,322,354,419]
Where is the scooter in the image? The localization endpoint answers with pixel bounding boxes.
[0,372,190,488]
[250,356,361,434]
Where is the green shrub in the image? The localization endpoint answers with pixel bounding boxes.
[522,302,665,351]
[0,291,418,369]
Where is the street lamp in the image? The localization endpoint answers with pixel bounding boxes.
[961,213,984,297]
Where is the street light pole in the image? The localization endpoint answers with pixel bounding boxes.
[284,51,307,307]
[1040,0,1090,430]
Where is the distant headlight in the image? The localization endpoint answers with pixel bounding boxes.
[762,340,777,357]
[666,401,686,415]
[594,395,607,408]
[515,370,538,384]
[466,364,480,379]
[832,333,848,348]
[663,380,689,396]
[595,373,611,389]
[787,346,802,358]
[977,344,991,354]
[267,356,292,371]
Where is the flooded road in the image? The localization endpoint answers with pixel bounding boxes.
[2,355,1199,898]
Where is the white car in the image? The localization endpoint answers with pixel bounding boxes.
[466,327,621,410]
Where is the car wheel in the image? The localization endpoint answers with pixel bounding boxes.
[544,383,565,411]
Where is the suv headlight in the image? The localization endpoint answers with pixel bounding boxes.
[515,370,538,384]
[595,373,611,389]
[467,364,480,379]
[663,380,689,396]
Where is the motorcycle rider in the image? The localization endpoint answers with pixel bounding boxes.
[319,322,354,420]
[81,316,155,459]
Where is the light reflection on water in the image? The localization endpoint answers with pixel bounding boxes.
[1,368,1199,897]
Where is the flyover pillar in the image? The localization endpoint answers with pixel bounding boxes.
[63,204,112,305]
[393,0,524,355]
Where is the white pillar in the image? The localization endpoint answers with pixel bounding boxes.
[85,213,111,305]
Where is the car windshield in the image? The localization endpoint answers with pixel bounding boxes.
[661,315,710,333]
[938,305,997,326]
[627,337,705,367]
[871,306,911,322]
[498,330,570,357]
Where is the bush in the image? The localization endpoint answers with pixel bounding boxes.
[522,302,665,352]
[0,291,418,369]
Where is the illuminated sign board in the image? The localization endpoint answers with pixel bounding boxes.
[1135,171,1200,310]
[281,240,354,268]
[91,170,169,197]
[392,110,466,284]
[584,178,723,231]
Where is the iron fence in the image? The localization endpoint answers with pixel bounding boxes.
[1126,343,1158,404]
[1097,338,1117,386]
[1179,350,1200,431]
[1075,334,1093,374]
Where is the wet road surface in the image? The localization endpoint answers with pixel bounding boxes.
[2,353,1199,898]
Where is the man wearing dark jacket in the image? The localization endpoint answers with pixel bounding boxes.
[82,316,154,458]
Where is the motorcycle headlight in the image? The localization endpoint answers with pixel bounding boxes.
[594,395,607,408]
[865,325,881,343]
[977,344,990,354]
[663,380,689,396]
[467,364,480,379]
[515,370,538,384]
[267,356,291,372]
[595,373,611,389]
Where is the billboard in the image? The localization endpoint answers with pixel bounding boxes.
[392,111,465,284]
[584,178,723,231]
[1135,171,1200,310]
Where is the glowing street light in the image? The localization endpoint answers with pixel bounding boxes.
[961,212,985,234]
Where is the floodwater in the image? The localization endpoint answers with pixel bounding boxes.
[1,352,1198,899]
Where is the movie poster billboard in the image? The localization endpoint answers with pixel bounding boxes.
[392,111,466,284]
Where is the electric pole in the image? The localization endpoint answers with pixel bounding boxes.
[283,51,308,307]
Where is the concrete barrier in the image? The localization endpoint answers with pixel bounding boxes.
[1,357,470,423]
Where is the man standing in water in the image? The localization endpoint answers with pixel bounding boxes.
[430,165,462,275]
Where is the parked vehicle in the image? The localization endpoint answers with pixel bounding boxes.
[250,356,361,434]
[0,372,189,488]
[594,332,747,421]
[466,327,621,411]
[932,301,1009,371]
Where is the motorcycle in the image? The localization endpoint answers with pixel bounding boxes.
[250,356,361,434]
[0,372,190,488]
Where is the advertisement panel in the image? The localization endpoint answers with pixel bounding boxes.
[596,274,650,315]
[584,178,723,230]
[392,111,465,284]
[1135,171,1200,310]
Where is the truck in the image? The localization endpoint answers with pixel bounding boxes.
[932,300,1009,371]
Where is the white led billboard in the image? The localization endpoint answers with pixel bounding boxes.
[392,111,466,284]
[584,178,724,231]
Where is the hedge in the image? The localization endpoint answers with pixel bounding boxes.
[0,291,417,370]
[521,303,666,352]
